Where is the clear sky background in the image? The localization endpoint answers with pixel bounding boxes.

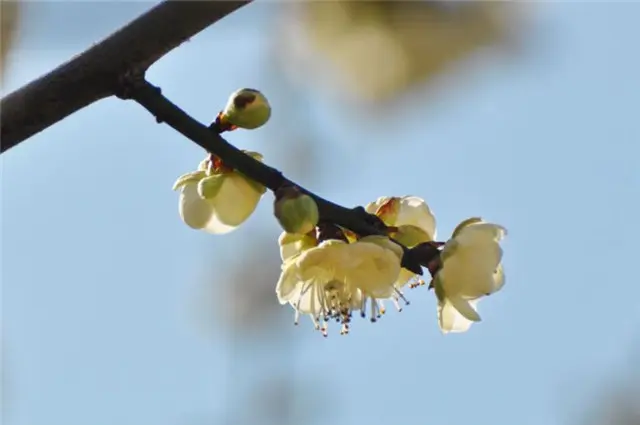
[2,2,640,425]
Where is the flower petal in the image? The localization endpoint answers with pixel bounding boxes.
[394,267,418,289]
[438,298,480,334]
[173,170,206,191]
[179,183,216,230]
[396,196,437,240]
[210,173,263,227]
[364,196,391,215]
[345,240,400,298]
[279,232,314,261]
[448,295,482,322]
[438,250,495,299]
[275,259,301,304]
[493,264,506,293]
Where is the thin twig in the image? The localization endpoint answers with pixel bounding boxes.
[120,75,436,275]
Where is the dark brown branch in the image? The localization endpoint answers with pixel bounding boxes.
[0,0,251,153]
[121,76,432,275]
[124,78,386,235]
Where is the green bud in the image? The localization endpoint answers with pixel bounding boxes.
[221,88,271,130]
[197,174,226,200]
[172,170,206,191]
[274,187,319,235]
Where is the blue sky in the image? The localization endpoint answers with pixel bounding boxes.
[2,2,639,425]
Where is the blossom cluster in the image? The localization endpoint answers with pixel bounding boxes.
[172,88,508,337]
[276,197,506,336]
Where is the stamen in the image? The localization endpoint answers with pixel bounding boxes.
[370,300,377,322]
[392,297,403,312]
[409,278,426,289]
[394,288,410,306]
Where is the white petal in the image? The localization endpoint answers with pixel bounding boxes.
[345,241,400,298]
[438,298,480,334]
[293,278,323,315]
[200,214,238,234]
[394,268,418,289]
[493,264,506,292]
[359,235,404,261]
[364,196,391,215]
[448,295,482,322]
[179,183,216,230]
[297,240,348,273]
[279,232,299,261]
[456,222,507,246]
[275,260,301,304]
[396,196,437,240]
[438,250,495,299]
[209,173,262,227]
[278,232,317,261]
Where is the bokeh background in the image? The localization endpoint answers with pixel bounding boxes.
[1,1,639,425]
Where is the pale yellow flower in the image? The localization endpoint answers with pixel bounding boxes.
[366,195,438,310]
[173,153,266,234]
[433,218,507,334]
[276,236,402,336]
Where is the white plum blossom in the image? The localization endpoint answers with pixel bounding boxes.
[431,218,507,334]
[276,236,403,336]
[173,152,266,234]
[366,196,437,242]
[365,195,438,310]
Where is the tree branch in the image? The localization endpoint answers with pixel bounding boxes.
[119,75,435,275]
[0,0,437,276]
[123,76,388,233]
[0,0,251,153]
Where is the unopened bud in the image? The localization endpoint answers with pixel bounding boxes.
[220,88,271,130]
[274,186,319,235]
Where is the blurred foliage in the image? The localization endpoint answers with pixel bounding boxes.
[1,0,20,83]
[275,0,528,106]
[577,370,640,425]
[196,234,284,332]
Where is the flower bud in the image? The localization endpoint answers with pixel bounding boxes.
[220,88,271,130]
[274,186,319,235]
